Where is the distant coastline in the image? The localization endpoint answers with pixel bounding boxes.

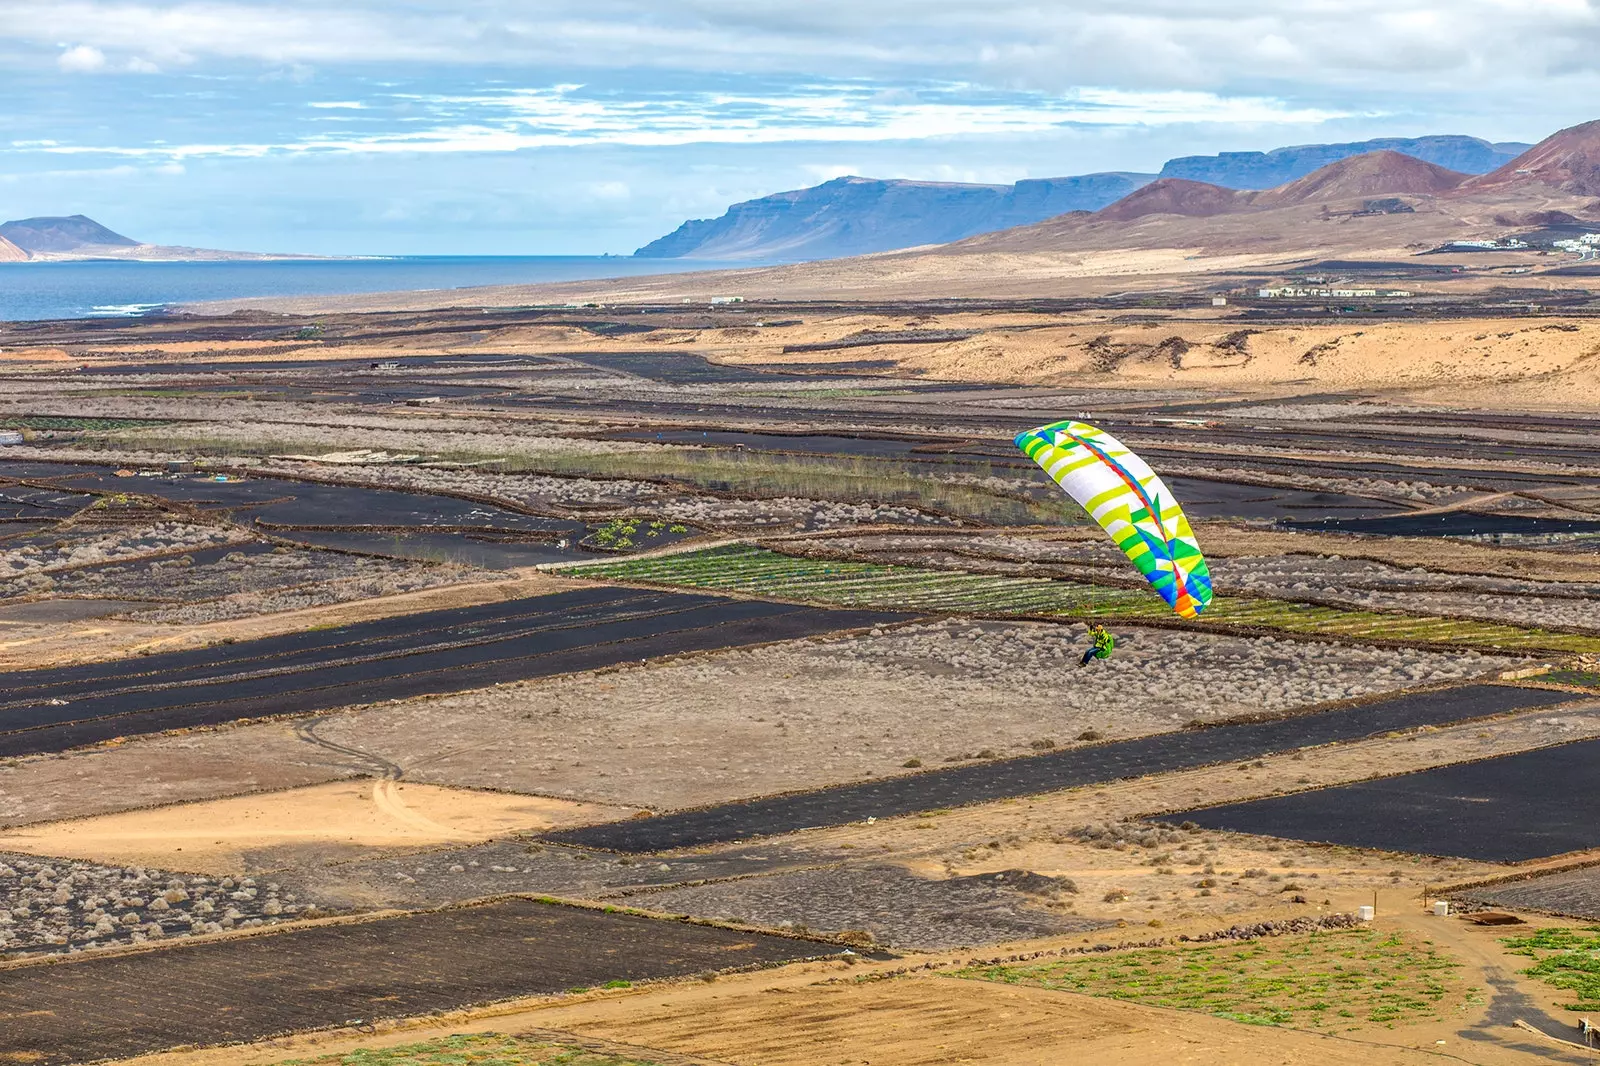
[0,255,761,321]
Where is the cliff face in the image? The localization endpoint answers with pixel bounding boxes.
[0,235,28,262]
[634,173,1153,260]
[0,215,138,253]
[1158,135,1529,189]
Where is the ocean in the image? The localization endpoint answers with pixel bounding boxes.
[0,256,749,322]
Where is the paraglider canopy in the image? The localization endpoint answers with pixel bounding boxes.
[1015,419,1213,619]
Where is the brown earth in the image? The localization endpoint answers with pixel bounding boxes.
[0,780,626,874]
[103,302,1600,411]
[100,908,1586,1066]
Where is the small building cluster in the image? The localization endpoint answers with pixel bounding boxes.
[1256,286,1414,299]
[1447,238,1529,250]
[1552,233,1600,253]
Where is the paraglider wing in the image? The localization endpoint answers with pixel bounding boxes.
[1015,419,1213,618]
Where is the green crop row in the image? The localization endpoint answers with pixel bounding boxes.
[564,544,1600,655]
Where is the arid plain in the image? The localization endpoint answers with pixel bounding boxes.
[8,128,1600,1065]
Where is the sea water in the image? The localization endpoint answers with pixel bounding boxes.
[0,256,752,321]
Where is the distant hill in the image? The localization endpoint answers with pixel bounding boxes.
[0,215,138,253]
[636,134,1534,262]
[633,173,1155,260]
[1252,151,1468,207]
[1463,119,1600,196]
[0,214,312,262]
[937,141,1598,267]
[1092,179,1251,222]
[1067,152,1468,225]
[1158,135,1529,189]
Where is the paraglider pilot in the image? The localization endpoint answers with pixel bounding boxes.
[1080,624,1115,668]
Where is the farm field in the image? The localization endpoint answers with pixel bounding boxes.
[0,897,855,1064]
[0,585,903,756]
[3,305,1600,1065]
[545,683,1580,852]
[1159,738,1600,861]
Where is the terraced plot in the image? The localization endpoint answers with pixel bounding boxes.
[1160,737,1600,862]
[0,585,905,756]
[565,544,1600,655]
[546,684,1578,853]
[0,898,854,1065]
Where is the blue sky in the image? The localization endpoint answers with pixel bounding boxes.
[5,1,1600,255]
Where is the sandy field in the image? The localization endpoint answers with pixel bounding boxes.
[0,780,627,874]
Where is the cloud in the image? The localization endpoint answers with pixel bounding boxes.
[57,44,107,72]
[1,1,1598,98]
[8,80,1355,160]
[125,56,160,73]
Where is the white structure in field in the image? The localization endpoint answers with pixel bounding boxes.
[1257,287,1414,298]
[1553,234,1600,253]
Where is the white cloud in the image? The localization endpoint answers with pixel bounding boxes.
[57,44,107,72]
[801,163,861,181]
[14,81,1353,160]
[125,56,160,72]
[2,1,1598,98]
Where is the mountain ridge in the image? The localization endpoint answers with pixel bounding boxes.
[1158,134,1527,188]
[636,133,1531,262]
[634,172,1154,261]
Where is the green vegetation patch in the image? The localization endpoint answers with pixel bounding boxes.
[1501,926,1600,1011]
[563,544,1600,655]
[273,1032,663,1066]
[0,415,174,431]
[954,929,1467,1031]
[584,517,690,552]
[1538,670,1600,690]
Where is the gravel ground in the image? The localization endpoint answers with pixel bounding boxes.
[0,852,318,958]
[247,462,948,531]
[279,839,1107,949]
[1222,555,1600,630]
[116,551,483,624]
[1,544,480,622]
[0,523,244,578]
[309,619,1506,811]
[632,864,1107,950]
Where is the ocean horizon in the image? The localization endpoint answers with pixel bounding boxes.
[0,255,763,322]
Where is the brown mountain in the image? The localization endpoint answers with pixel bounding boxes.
[0,234,27,262]
[1095,151,1469,221]
[1092,178,1250,222]
[1463,119,1600,196]
[1252,150,1467,208]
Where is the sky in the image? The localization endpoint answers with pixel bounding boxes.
[4,1,1600,255]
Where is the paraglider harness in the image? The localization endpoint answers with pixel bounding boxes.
[1080,625,1114,667]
